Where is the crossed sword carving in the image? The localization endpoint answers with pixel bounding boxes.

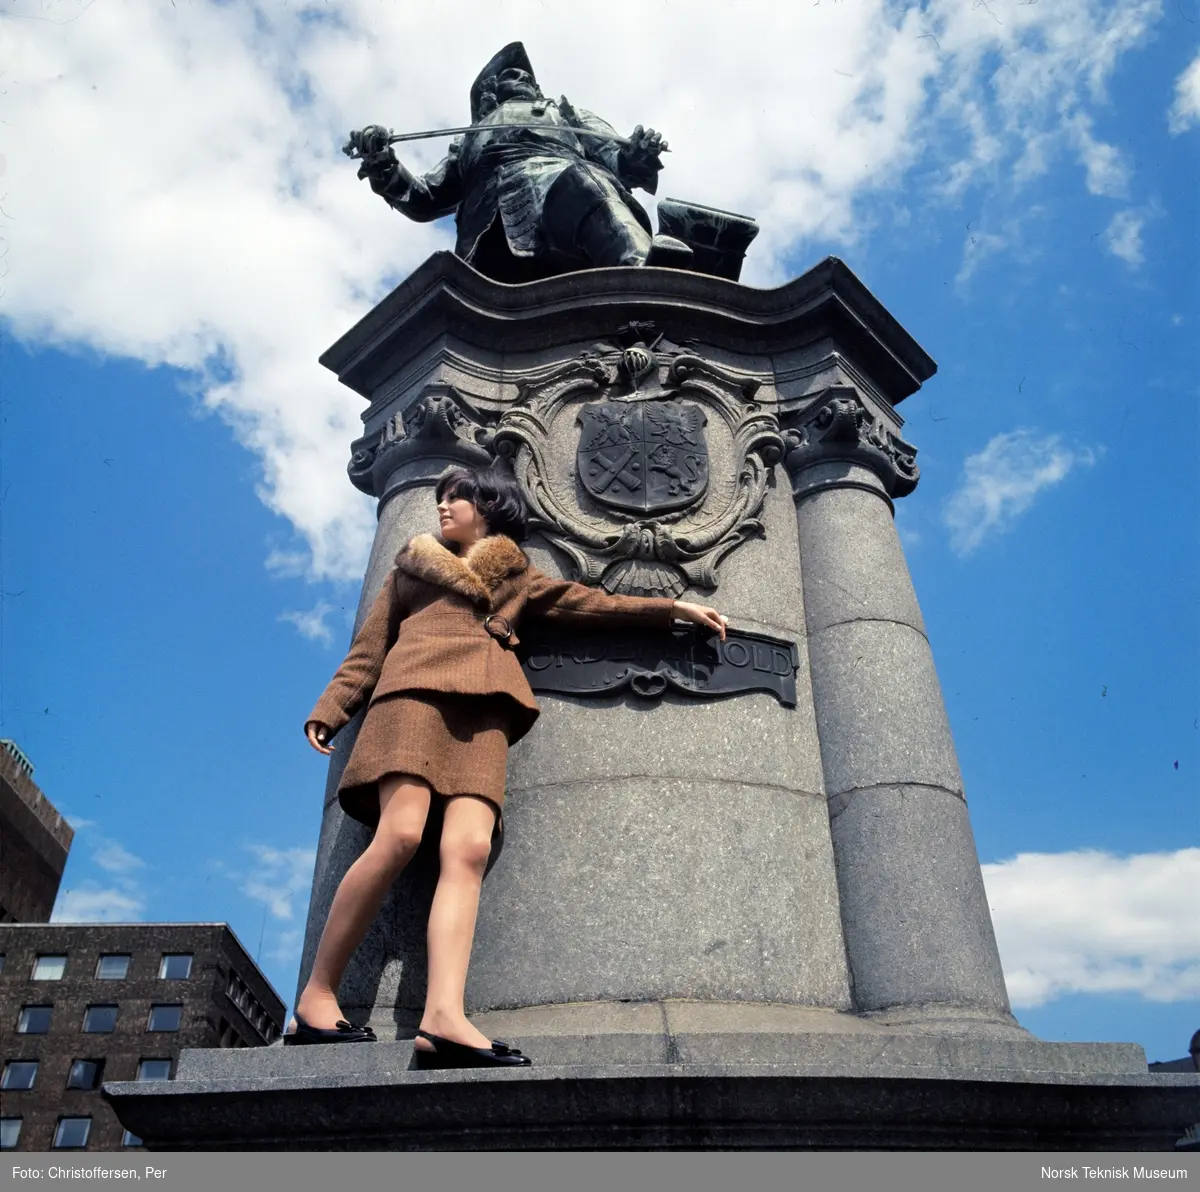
[590,446,642,492]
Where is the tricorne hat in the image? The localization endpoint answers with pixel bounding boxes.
[470,41,537,122]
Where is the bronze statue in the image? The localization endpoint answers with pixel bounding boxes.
[345,41,694,282]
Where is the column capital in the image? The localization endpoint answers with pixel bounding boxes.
[782,387,919,506]
[347,383,497,497]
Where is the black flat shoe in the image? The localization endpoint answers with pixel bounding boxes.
[284,1013,377,1045]
[413,1029,531,1068]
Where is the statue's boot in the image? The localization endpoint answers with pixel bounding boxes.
[544,165,693,269]
[572,200,653,266]
[575,206,694,269]
[644,234,695,269]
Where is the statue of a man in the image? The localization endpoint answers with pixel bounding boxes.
[352,41,693,282]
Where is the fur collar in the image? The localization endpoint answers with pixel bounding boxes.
[395,532,528,608]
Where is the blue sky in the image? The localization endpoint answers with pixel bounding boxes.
[2,0,1197,1061]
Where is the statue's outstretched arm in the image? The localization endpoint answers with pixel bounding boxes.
[356,129,464,222]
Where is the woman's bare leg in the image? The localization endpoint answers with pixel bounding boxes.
[293,775,431,1030]
[414,794,498,1050]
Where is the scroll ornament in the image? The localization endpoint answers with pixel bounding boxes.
[347,386,497,496]
[782,388,919,499]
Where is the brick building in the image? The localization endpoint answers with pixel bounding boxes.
[0,741,73,923]
[0,922,285,1151]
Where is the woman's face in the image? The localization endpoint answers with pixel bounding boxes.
[436,490,489,545]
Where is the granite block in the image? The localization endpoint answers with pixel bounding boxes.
[469,778,851,1011]
[320,255,937,405]
[104,1056,1200,1150]
[668,1030,1148,1073]
[795,485,926,636]
[172,1004,1149,1080]
[807,618,964,797]
[508,687,824,800]
[830,785,1011,1016]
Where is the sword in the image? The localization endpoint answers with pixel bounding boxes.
[343,123,670,159]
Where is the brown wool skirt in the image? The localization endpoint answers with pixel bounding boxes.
[337,690,515,830]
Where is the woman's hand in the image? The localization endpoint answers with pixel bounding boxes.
[305,720,335,756]
[671,601,728,640]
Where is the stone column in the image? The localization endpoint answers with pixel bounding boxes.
[296,389,498,1028]
[783,389,1014,1024]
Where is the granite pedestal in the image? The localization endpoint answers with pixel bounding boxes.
[105,254,1200,1148]
[105,1002,1199,1149]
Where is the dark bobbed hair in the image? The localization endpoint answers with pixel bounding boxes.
[435,462,529,543]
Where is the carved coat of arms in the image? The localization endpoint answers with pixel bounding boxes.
[577,399,709,515]
[491,324,784,596]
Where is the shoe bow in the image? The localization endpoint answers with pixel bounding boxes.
[490,1039,522,1056]
[336,1020,376,1039]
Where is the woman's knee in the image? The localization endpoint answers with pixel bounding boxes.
[371,774,430,868]
[369,821,424,870]
[440,831,493,876]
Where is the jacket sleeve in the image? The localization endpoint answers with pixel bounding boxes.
[521,566,676,630]
[306,569,409,737]
[370,141,464,221]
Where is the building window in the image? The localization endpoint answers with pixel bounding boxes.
[137,1059,172,1081]
[53,1117,91,1149]
[121,1129,143,1148]
[82,1005,118,1033]
[1,1061,38,1090]
[0,1119,21,1150]
[216,1016,245,1048]
[147,1004,182,1032]
[159,953,193,980]
[31,954,67,980]
[96,954,131,980]
[17,1005,52,1033]
[67,1060,102,1090]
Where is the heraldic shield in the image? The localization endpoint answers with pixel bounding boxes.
[577,399,710,515]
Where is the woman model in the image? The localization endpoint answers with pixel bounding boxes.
[288,463,727,1067]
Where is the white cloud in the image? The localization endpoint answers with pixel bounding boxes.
[893,505,922,548]
[279,601,336,644]
[1103,208,1145,266]
[983,849,1200,1008]
[955,228,1009,287]
[0,0,1164,581]
[53,884,145,924]
[265,929,304,966]
[92,839,146,875]
[51,817,148,922]
[943,429,1099,554]
[238,844,317,922]
[1168,49,1200,133]
[1070,113,1130,197]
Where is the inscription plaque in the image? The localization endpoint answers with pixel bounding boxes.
[517,626,799,706]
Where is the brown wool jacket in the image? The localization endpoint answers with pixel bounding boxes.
[308,532,677,745]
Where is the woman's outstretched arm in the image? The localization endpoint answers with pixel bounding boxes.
[522,568,726,638]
